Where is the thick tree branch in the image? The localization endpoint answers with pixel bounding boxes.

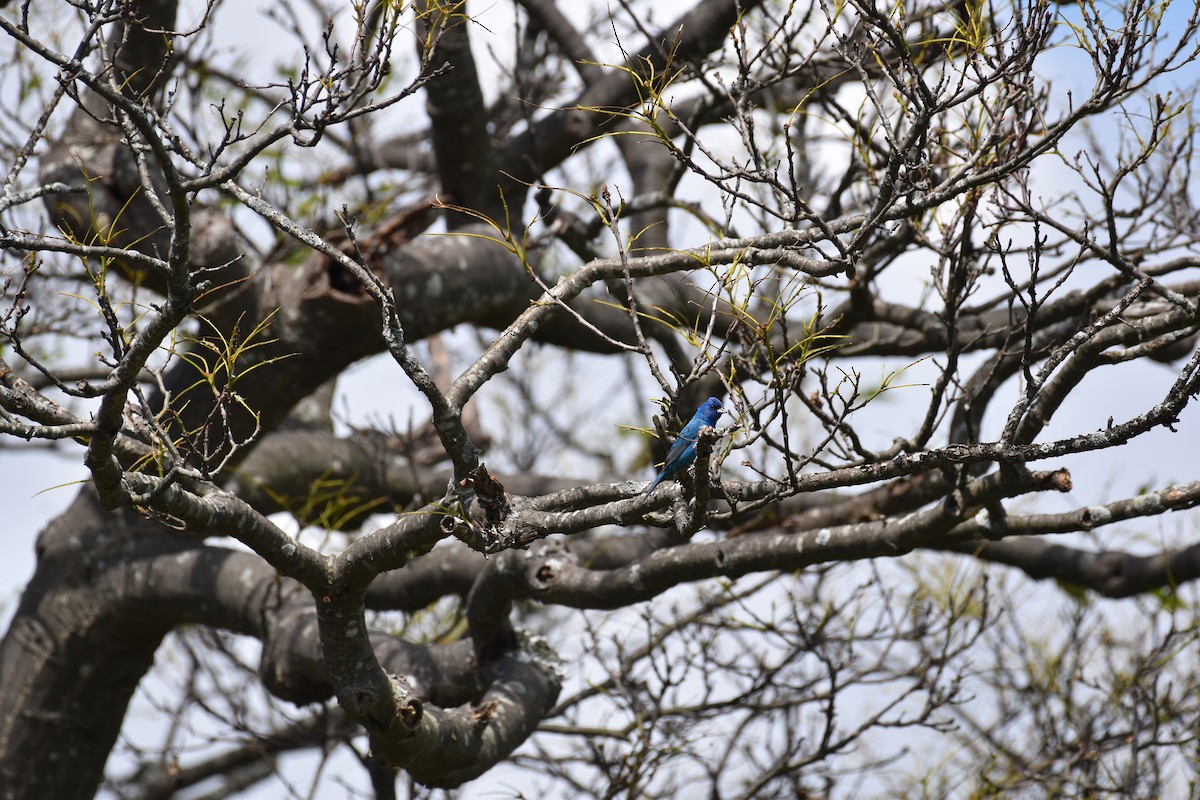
[499,0,767,195]
[417,3,503,225]
[514,469,1071,609]
[941,480,1200,596]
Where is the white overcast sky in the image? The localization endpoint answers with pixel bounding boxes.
[2,1,1200,797]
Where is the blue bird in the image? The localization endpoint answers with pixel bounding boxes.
[644,397,724,495]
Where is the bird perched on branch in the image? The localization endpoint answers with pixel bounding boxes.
[644,397,724,496]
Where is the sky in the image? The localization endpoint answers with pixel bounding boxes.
[2,0,1200,797]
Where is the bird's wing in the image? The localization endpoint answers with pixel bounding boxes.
[663,417,704,465]
[662,437,691,466]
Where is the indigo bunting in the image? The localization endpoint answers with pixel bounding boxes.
[644,396,724,495]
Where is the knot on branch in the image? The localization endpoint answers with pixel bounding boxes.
[393,694,424,732]
[1040,468,1073,493]
[524,539,575,597]
[445,464,512,553]
[464,463,511,529]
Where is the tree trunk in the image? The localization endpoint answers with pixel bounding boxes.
[0,491,170,799]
